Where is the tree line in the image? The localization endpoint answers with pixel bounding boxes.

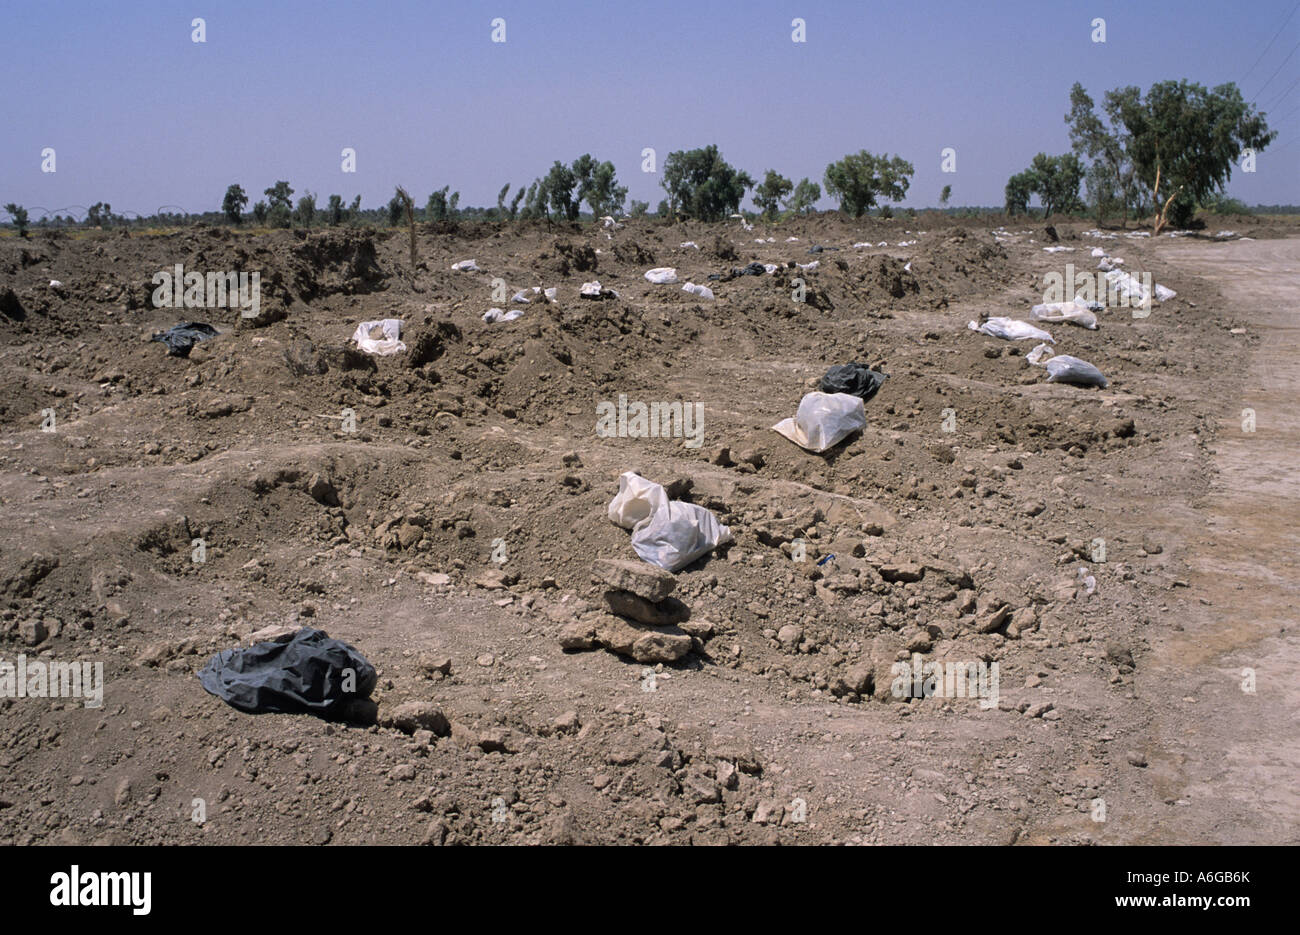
[2,80,1278,237]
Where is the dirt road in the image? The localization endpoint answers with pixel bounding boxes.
[1125,238,1300,844]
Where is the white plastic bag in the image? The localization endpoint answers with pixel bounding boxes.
[451,259,479,272]
[644,267,678,284]
[968,317,1054,342]
[580,281,603,297]
[1044,356,1108,387]
[1030,300,1098,329]
[351,319,405,355]
[1154,284,1176,302]
[772,392,867,453]
[682,282,714,300]
[482,308,523,323]
[607,472,733,572]
[511,291,530,304]
[543,287,558,303]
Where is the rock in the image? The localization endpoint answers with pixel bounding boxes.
[417,653,453,676]
[631,632,693,664]
[307,473,339,506]
[477,728,513,753]
[841,663,874,695]
[880,562,924,583]
[473,568,516,589]
[397,523,424,549]
[752,800,785,825]
[18,618,47,645]
[603,590,687,626]
[552,710,581,734]
[777,624,803,648]
[975,594,1011,633]
[421,819,448,845]
[592,558,676,602]
[1022,500,1046,517]
[682,768,721,804]
[558,620,598,651]
[114,777,132,806]
[247,624,299,644]
[1005,607,1038,638]
[1126,751,1148,768]
[389,763,417,781]
[417,571,451,587]
[380,701,450,736]
[1140,537,1163,555]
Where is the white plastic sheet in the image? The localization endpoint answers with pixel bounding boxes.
[1030,300,1098,329]
[351,319,405,355]
[968,317,1054,342]
[607,472,733,572]
[682,282,715,300]
[771,392,867,453]
[645,267,678,284]
[451,259,480,272]
[483,308,523,323]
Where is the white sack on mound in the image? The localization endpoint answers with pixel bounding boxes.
[771,392,867,453]
[607,472,732,572]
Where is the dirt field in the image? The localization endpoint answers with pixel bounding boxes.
[1,213,1295,845]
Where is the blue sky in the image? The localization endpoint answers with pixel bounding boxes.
[2,0,1297,218]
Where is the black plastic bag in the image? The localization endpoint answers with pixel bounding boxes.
[820,362,889,403]
[151,321,218,357]
[198,627,376,717]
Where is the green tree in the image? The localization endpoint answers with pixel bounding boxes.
[823,151,913,217]
[496,183,511,218]
[252,201,268,225]
[1004,171,1033,215]
[326,194,344,226]
[426,187,449,221]
[448,191,460,216]
[387,194,404,226]
[347,196,361,223]
[86,202,112,227]
[1066,82,1138,225]
[1028,152,1085,217]
[574,155,627,217]
[264,181,294,211]
[786,177,821,214]
[629,200,649,217]
[295,191,316,227]
[508,186,525,220]
[939,184,952,207]
[1084,161,1122,223]
[660,145,754,221]
[541,161,578,219]
[267,203,291,228]
[1105,80,1275,233]
[4,204,29,238]
[222,184,248,224]
[655,198,670,217]
[753,169,793,219]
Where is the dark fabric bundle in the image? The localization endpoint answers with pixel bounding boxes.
[820,362,889,402]
[198,627,376,717]
[151,321,218,357]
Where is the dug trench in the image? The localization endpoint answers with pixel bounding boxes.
[0,214,1293,844]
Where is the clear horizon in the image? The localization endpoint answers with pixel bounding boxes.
[2,0,1297,219]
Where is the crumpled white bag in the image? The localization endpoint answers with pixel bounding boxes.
[483,308,523,323]
[1026,344,1108,387]
[968,317,1054,342]
[682,282,714,300]
[645,267,678,284]
[351,319,405,355]
[451,259,480,272]
[772,392,867,453]
[1030,300,1098,329]
[607,472,733,572]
